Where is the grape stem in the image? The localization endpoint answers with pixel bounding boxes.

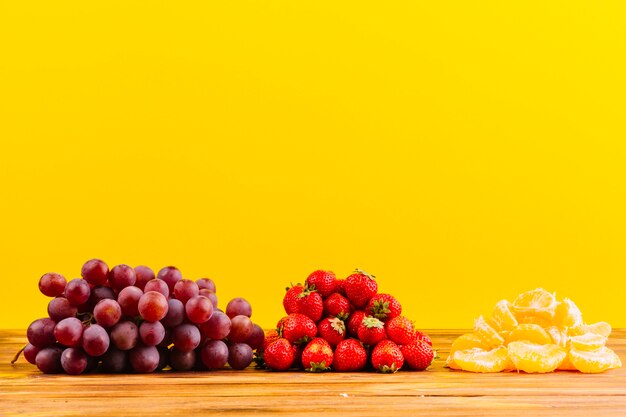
[11,344,26,365]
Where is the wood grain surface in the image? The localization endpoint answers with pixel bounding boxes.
[1,329,625,416]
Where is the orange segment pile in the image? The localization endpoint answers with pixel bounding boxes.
[446,288,622,373]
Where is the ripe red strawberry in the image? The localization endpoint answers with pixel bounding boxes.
[334,279,347,296]
[386,316,416,345]
[347,311,367,337]
[283,284,304,315]
[305,270,336,297]
[400,341,434,371]
[264,338,295,371]
[372,340,404,373]
[301,338,334,372]
[415,330,432,346]
[278,313,317,345]
[345,269,378,308]
[333,338,367,371]
[366,293,402,322]
[317,317,346,347]
[323,293,351,320]
[357,316,387,346]
[261,329,280,352]
[296,288,323,322]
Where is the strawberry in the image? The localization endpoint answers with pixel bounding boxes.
[283,284,304,315]
[345,269,378,308]
[366,293,402,322]
[334,279,347,296]
[333,338,367,371]
[264,338,295,371]
[371,340,404,373]
[357,316,387,346]
[291,343,304,369]
[301,338,334,372]
[305,270,336,297]
[347,310,367,337]
[385,316,416,345]
[415,330,432,346]
[278,313,317,345]
[400,341,434,371]
[296,287,323,322]
[261,329,280,352]
[323,293,351,320]
[317,317,346,347]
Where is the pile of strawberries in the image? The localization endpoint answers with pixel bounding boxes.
[256,269,435,373]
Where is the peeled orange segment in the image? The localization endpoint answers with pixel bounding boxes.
[452,347,512,373]
[569,333,607,351]
[512,288,557,321]
[546,326,568,348]
[554,298,583,328]
[491,300,518,331]
[474,315,504,347]
[450,333,490,353]
[505,324,552,345]
[568,347,622,373]
[445,354,462,370]
[507,341,566,373]
[570,322,612,338]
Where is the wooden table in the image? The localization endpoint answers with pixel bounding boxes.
[2,329,625,416]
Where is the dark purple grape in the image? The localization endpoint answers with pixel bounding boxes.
[225,298,252,318]
[138,291,168,322]
[88,286,116,308]
[39,273,67,297]
[198,310,231,340]
[117,286,143,317]
[81,259,109,286]
[157,346,169,371]
[161,298,185,327]
[54,317,84,347]
[172,323,201,352]
[129,345,159,373]
[185,295,213,324]
[101,348,127,373]
[82,324,110,357]
[27,318,57,348]
[65,279,91,306]
[24,343,41,364]
[196,278,216,293]
[228,315,253,343]
[174,279,199,304]
[139,321,165,346]
[200,340,229,369]
[228,343,253,370]
[144,279,170,298]
[169,348,196,371]
[110,321,139,350]
[48,297,77,321]
[134,265,155,290]
[35,346,64,374]
[245,324,265,350]
[61,348,88,375]
[107,264,136,292]
[94,299,122,327]
[157,266,182,293]
[199,289,218,308]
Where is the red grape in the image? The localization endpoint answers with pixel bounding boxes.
[161,298,185,328]
[245,323,265,350]
[228,343,253,370]
[139,321,165,346]
[228,315,253,343]
[117,286,143,317]
[39,273,67,297]
[185,295,213,324]
[196,278,216,293]
[174,279,199,304]
[129,345,159,373]
[35,346,64,374]
[226,298,252,318]
[107,264,136,292]
[199,289,218,308]
[157,266,182,292]
[27,318,57,348]
[82,324,110,356]
[94,299,122,327]
[81,259,109,286]
[101,348,127,373]
[65,279,91,306]
[47,297,77,322]
[144,279,169,298]
[200,340,229,369]
[110,321,139,351]
[138,291,168,322]
[24,343,41,365]
[172,323,201,352]
[134,265,155,290]
[198,310,231,340]
[169,348,196,371]
[61,348,88,375]
[54,317,84,347]
[88,286,116,308]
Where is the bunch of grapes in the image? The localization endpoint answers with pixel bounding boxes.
[19,259,264,374]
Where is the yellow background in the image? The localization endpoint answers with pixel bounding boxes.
[1,1,625,330]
